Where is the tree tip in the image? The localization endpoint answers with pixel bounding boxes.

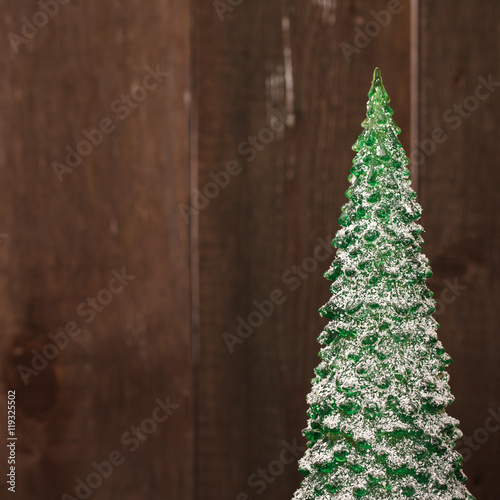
[371,67,383,88]
[368,67,388,99]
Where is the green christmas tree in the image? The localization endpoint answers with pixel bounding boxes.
[292,68,475,500]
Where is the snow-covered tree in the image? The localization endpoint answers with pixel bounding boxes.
[292,68,475,500]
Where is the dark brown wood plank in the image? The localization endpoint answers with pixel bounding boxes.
[0,1,193,499]
[193,1,411,498]
[419,1,500,498]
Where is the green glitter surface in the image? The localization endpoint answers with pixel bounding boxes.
[292,69,475,500]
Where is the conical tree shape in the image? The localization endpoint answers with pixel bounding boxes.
[292,68,475,500]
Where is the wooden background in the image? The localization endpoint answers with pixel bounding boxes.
[0,0,498,499]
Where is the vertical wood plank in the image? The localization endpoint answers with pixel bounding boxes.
[419,1,500,498]
[193,1,411,498]
[0,1,193,499]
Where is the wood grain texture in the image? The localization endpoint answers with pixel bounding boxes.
[0,1,193,499]
[419,2,500,498]
[0,0,498,498]
[193,1,411,499]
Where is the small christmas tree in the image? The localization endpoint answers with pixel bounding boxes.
[292,68,475,500]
